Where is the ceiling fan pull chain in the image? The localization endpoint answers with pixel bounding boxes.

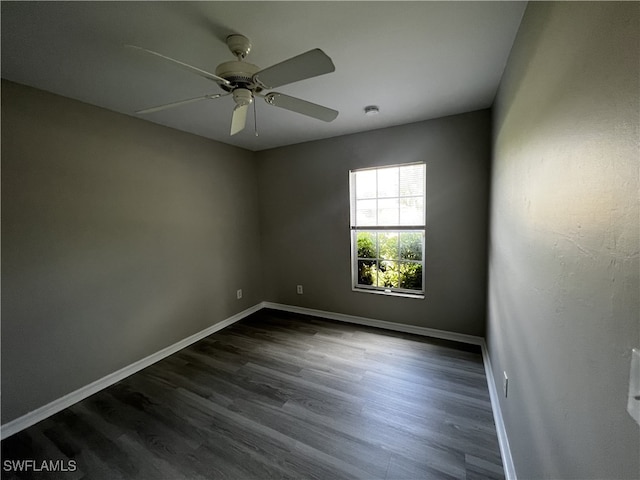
[254,98,259,137]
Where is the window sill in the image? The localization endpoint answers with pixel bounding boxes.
[352,287,425,300]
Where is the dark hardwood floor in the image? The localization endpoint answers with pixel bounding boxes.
[2,309,504,479]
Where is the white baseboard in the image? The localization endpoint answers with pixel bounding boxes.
[264,302,516,480]
[480,339,517,480]
[2,300,516,480]
[262,302,485,346]
[0,303,262,440]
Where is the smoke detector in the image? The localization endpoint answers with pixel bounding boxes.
[364,105,380,116]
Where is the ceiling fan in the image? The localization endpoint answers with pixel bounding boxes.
[127,34,338,135]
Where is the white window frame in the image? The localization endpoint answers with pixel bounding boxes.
[349,162,426,298]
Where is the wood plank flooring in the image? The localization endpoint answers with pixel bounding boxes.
[2,309,504,479]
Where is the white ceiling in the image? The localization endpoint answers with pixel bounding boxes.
[1,1,527,151]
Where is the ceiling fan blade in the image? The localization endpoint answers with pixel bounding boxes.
[253,49,335,89]
[230,103,249,135]
[136,93,226,114]
[125,45,231,87]
[264,92,338,122]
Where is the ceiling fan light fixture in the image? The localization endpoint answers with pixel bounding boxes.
[364,105,380,116]
[232,88,253,106]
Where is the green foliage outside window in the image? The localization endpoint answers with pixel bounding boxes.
[356,231,423,291]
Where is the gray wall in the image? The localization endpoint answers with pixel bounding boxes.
[487,2,640,479]
[257,110,491,336]
[1,80,263,423]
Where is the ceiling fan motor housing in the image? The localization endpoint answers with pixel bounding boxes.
[215,60,261,92]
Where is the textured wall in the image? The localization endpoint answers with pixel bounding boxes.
[487,2,640,478]
[257,110,491,336]
[1,81,263,423]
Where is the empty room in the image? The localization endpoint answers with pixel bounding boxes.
[1,2,638,479]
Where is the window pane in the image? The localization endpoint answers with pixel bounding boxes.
[378,232,398,260]
[400,262,423,290]
[353,229,424,294]
[377,167,399,198]
[400,164,425,196]
[377,198,399,225]
[399,197,424,225]
[355,170,376,199]
[378,261,399,288]
[356,231,376,258]
[356,199,377,226]
[400,232,423,261]
[357,260,376,285]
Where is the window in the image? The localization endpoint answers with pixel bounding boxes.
[350,163,426,297]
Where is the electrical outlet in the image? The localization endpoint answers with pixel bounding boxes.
[236,289,243,300]
[296,285,303,294]
[503,371,509,398]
